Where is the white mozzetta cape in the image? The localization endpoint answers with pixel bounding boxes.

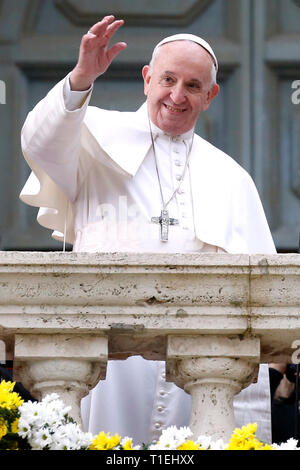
[20,77,276,255]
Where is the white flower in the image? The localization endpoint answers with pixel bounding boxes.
[195,435,226,450]
[40,393,60,404]
[119,436,141,450]
[150,426,194,450]
[49,422,93,450]
[272,438,299,450]
[196,435,214,449]
[17,394,78,449]
[209,439,226,450]
[29,428,53,450]
[19,395,71,427]
[17,417,33,439]
[149,443,169,450]
[120,436,131,446]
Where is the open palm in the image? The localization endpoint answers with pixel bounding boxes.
[70,16,127,91]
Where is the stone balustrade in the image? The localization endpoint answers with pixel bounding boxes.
[0,252,299,441]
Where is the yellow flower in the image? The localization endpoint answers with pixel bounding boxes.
[259,443,273,451]
[226,423,273,451]
[11,418,19,434]
[0,418,8,439]
[122,439,134,450]
[177,440,201,450]
[0,380,15,395]
[90,431,121,450]
[0,380,24,410]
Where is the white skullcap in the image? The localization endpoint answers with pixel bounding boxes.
[152,33,218,71]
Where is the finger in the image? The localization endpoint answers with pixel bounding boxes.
[89,20,125,46]
[107,42,127,64]
[88,16,115,36]
[86,31,97,38]
[104,19,125,41]
[85,19,125,49]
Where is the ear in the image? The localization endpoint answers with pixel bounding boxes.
[142,65,151,96]
[202,83,220,111]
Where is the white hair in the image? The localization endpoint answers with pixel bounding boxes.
[148,40,217,87]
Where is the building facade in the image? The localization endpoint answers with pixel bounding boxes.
[0,0,299,252]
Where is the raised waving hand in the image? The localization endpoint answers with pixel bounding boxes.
[70,16,127,91]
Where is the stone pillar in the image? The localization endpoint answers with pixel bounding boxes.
[13,334,108,426]
[166,335,260,442]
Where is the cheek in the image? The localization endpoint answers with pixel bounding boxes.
[189,97,204,116]
[201,91,213,111]
[148,88,164,107]
[144,81,150,97]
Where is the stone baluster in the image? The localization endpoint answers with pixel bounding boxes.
[166,335,260,442]
[0,251,298,441]
[13,334,108,426]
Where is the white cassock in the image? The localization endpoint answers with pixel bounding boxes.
[20,74,276,445]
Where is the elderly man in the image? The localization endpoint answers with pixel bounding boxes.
[20,16,276,444]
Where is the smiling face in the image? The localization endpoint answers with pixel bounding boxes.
[142,40,219,135]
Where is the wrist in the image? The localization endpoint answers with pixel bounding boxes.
[69,69,94,91]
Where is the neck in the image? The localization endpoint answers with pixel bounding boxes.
[150,119,195,140]
[146,109,194,140]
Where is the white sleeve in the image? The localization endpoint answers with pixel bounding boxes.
[63,74,93,111]
[21,74,92,203]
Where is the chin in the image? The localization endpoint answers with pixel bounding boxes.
[160,116,193,135]
[152,109,192,135]
[161,123,188,135]
[156,117,182,134]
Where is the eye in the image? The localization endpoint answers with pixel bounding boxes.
[187,82,201,93]
[160,76,175,86]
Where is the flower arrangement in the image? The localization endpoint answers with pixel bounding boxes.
[0,379,298,451]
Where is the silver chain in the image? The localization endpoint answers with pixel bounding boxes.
[148,115,194,210]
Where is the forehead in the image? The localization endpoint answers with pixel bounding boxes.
[153,40,213,75]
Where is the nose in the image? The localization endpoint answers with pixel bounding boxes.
[170,83,186,105]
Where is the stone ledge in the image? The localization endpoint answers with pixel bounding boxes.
[0,252,299,362]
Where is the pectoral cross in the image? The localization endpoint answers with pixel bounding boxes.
[151,209,179,242]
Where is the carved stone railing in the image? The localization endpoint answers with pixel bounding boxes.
[0,252,299,441]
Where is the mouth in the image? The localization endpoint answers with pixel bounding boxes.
[163,104,186,113]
